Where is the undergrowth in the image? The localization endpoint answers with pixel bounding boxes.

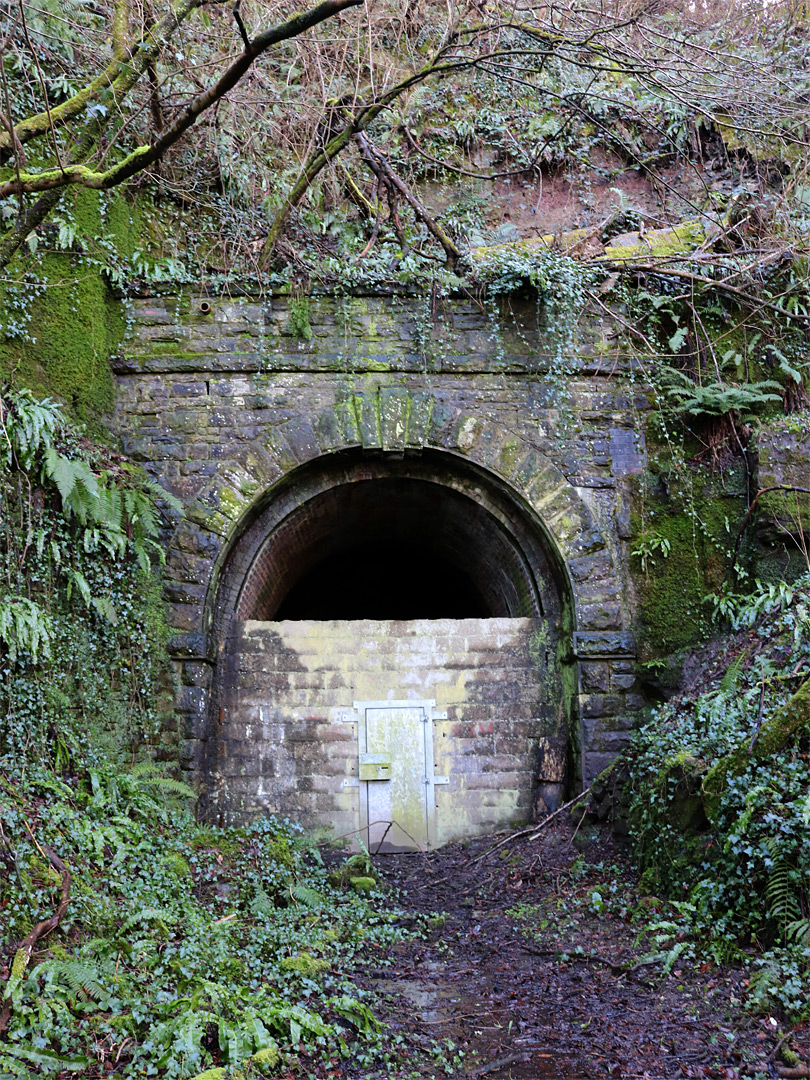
[0,388,419,1077]
[0,768,412,1078]
[627,574,810,1018]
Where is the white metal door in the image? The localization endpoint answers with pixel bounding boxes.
[356,700,435,852]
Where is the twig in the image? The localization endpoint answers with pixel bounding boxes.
[748,677,767,753]
[769,1032,794,1065]
[568,801,589,845]
[356,131,462,268]
[466,787,593,866]
[468,1051,532,1077]
[519,943,658,988]
[232,0,250,49]
[0,839,71,1034]
[17,0,66,175]
[604,261,810,326]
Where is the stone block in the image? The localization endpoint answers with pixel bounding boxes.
[610,672,637,691]
[380,388,410,451]
[579,662,610,693]
[580,694,624,719]
[578,601,623,631]
[573,631,635,659]
[356,392,382,448]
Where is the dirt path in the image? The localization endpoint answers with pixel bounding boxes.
[344,822,808,1079]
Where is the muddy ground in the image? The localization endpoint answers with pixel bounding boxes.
[339,821,809,1080]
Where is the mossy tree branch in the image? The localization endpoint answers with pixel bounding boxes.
[0,0,364,268]
[0,0,204,158]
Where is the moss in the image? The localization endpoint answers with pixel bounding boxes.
[0,257,122,421]
[218,486,259,522]
[349,875,377,894]
[251,1045,281,1072]
[498,438,521,475]
[630,460,745,660]
[288,295,313,341]
[602,221,705,262]
[0,188,148,424]
[470,219,706,265]
[279,954,330,975]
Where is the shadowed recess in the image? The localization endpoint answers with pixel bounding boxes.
[275,541,488,619]
[238,476,541,621]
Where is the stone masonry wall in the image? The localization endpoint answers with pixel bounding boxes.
[111,291,647,797]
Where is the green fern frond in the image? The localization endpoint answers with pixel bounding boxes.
[250,887,276,918]
[2,388,63,469]
[0,597,52,663]
[291,885,324,910]
[36,958,107,1002]
[786,918,810,946]
[764,844,801,937]
[119,906,176,936]
[720,651,746,694]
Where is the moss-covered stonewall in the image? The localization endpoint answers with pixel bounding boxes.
[629,457,747,660]
[0,188,141,422]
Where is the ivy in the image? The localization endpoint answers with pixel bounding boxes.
[0,387,178,766]
[626,574,810,1018]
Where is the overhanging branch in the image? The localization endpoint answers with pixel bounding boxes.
[0,0,364,199]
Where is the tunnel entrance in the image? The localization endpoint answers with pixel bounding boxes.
[236,476,543,623]
[211,454,573,850]
[274,542,488,620]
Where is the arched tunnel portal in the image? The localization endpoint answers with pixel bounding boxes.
[208,451,577,850]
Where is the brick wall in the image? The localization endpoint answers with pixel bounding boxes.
[215,617,559,847]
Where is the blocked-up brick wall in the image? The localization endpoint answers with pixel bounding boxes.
[216,617,559,847]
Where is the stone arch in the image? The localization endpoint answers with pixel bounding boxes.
[166,390,635,820]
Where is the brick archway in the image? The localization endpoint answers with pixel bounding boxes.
[164,392,635,805]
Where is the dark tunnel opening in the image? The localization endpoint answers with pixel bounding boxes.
[274,541,489,620]
[237,475,544,622]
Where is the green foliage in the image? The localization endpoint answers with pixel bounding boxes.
[661,368,783,422]
[287,295,313,342]
[627,573,810,1017]
[631,533,671,573]
[0,387,177,766]
[709,577,806,631]
[0,766,413,1078]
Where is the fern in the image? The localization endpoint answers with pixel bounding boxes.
[765,841,801,939]
[128,762,196,804]
[786,918,810,947]
[720,651,746,694]
[119,906,176,936]
[250,886,276,918]
[1,388,63,469]
[661,368,783,420]
[291,884,324,910]
[43,447,99,513]
[35,958,108,1002]
[0,596,53,662]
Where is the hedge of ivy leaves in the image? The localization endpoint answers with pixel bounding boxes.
[627,574,810,1018]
